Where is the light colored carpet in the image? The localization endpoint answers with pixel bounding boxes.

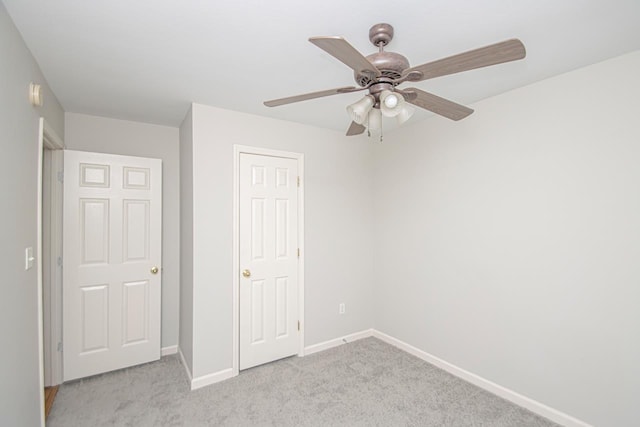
[48,337,561,426]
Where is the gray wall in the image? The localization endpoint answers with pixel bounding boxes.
[65,113,180,349]
[5,0,636,421]
[183,104,375,378]
[0,2,64,425]
[373,51,640,427]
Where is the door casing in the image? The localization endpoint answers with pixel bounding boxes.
[42,124,64,388]
[232,145,305,376]
[37,118,65,426]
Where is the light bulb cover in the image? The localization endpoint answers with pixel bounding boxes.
[380,90,405,117]
[396,105,415,125]
[367,108,382,133]
[346,95,374,125]
[384,94,398,108]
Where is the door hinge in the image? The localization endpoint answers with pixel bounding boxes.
[57,256,62,267]
[57,342,62,352]
[297,321,300,331]
[297,248,300,258]
[297,176,300,187]
[57,171,64,183]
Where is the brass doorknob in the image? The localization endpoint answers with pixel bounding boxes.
[151,266,159,274]
[242,269,251,278]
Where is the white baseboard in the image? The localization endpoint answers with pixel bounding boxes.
[178,347,236,390]
[304,329,373,355]
[191,368,235,390]
[161,345,178,356]
[178,348,193,383]
[371,330,592,427]
[176,328,589,427]
[180,329,373,390]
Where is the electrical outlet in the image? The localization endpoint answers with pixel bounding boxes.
[339,303,345,314]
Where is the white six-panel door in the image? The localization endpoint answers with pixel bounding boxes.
[239,153,299,370]
[63,150,162,381]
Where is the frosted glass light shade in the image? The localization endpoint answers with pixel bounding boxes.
[380,90,405,117]
[396,105,415,125]
[367,108,382,133]
[347,95,374,124]
[383,93,398,108]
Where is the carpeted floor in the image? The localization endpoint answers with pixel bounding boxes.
[47,337,561,426]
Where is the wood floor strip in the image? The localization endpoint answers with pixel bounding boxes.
[44,386,58,420]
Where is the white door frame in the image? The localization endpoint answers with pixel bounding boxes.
[42,123,64,387]
[232,145,305,376]
[37,118,64,426]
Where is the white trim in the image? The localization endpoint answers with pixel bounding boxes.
[234,145,304,160]
[232,145,305,374]
[43,121,64,150]
[39,117,64,396]
[178,347,194,384]
[304,329,374,356]
[43,148,64,387]
[36,117,64,427]
[37,118,46,427]
[38,118,65,426]
[175,326,588,427]
[232,146,239,377]
[161,345,179,356]
[50,150,63,384]
[371,330,592,427]
[42,149,52,386]
[297,156,305,358]
[190,368,235,390]
[178,347,234,390]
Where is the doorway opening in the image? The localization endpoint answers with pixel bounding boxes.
[38,118,64,424]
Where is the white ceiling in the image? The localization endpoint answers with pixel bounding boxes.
[4,0,640,132]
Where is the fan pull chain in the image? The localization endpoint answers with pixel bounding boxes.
[367,118,384,142]
[379,109,383,142]
[367,130,383,142]
[365,106,384,142]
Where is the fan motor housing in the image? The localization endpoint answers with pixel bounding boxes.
[354,51,410,87]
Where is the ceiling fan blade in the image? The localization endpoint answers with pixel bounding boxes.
[404,87,474,121]
[264,86,365,107]
[406,39,526,81]
[346,121,366,136]
[309,36,381,77]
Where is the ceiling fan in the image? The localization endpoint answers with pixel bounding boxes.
[264,23,526,138]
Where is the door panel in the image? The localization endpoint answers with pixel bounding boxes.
[80,199,109,263]
[63,150,162,381]
[240,153,299,370]
[122,279,150,345]
[80,284,108,353]
[123,200,150,261]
